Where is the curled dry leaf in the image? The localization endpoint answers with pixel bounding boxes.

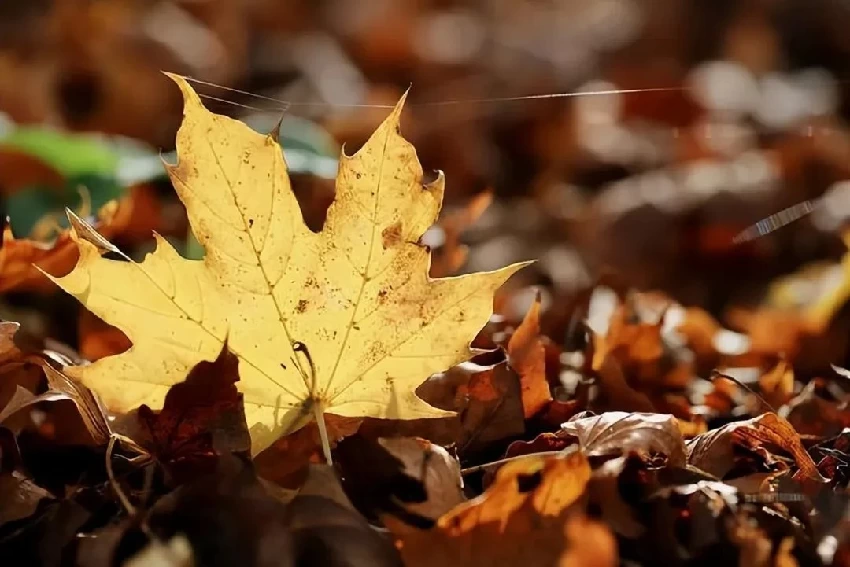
[0,385,70,430]
[560,411,687,466]
[686,413,825,481]
[378,437,465,521]
[0,321,22,366]
[49,75,529,455]
[0,184,161,294]
[383,450,617,567]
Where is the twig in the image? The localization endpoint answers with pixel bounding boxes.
[106,435,136,516]
[106,436,157,540]
[711,370,777,414]
[460,450,564,476]
[106,436,189,564]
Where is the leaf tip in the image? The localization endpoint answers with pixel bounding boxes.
[387,88,412,126]
[163,72,204,113]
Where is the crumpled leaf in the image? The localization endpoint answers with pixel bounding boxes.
[383,450,616,567]
[374,437,465,521]
[560,411,686,466]
[48,75,528,454]
[686,412,825,481]
[333,434,433,526]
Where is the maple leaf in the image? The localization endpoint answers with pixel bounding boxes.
[47,75,529,454]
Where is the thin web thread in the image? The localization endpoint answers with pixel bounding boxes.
[178,74,826,243]
[178,74,686,112]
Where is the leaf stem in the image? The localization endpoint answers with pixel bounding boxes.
[313,399,333,466]
[460,450,564,476]
[106,435,136,516]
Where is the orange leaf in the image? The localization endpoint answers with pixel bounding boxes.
[384,451,617,567]
[507,291,551,419]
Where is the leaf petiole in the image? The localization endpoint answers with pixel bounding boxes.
[312,398,333,466]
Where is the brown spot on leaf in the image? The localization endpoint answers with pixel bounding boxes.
[296,300,308,313]
[382,222,403,249]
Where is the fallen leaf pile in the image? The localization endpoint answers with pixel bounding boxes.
[8,59,850,567]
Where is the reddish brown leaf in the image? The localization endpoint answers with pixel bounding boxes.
[137,343,251,483]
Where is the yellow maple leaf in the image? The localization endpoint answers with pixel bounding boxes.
[48,75,529,454]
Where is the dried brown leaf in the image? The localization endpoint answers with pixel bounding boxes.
[686,413,824,481]
[561,411,686,466]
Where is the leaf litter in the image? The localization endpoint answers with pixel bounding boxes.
[5,75,850,567]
